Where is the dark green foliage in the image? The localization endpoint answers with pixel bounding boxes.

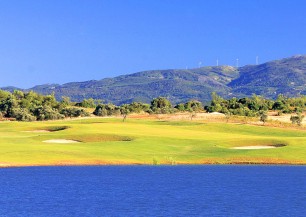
[60,107,90,118]
[1,86,306,123]
[204,92,306,123]
[75,98,99,108]
[93,104,120,116]
[150,97,173,114]
[128,102,150,113]
[120,104,131,122]
[0,95,18,117]
[33,106,64,121]
[175,100,203,112]
[11,108,36,121]
[0,90,91,121]
[290,113,305,126]
[174,103,185,112]
[185,100,203,112]
[174,100,203,120]
[93,102,149,121]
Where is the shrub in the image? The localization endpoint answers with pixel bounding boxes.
[259,111,268,125]
[150,97,173,114]
[11,108,36,121]
[93,104,120,116]
[290,113,304,126]
[60,107,90,118]
[33,106,64,121]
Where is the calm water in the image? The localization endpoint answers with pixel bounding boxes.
[0,166,305,217]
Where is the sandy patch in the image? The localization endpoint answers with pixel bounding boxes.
[43,139,80,144]
[0,163,11,167]
[268,113,306,124]
[231,146,276,150]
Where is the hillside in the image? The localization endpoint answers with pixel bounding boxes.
[1,55,306,104]
[24,66,240,104]
[229,55,306,97]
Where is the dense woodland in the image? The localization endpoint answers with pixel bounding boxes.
[0,89,305,125]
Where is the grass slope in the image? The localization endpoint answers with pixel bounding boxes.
[0,118,305,166]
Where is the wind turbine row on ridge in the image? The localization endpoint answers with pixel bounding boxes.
[195,56,259,68]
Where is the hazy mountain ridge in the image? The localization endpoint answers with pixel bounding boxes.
[2,55,306,104]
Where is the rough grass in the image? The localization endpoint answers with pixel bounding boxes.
[0,117,305,167]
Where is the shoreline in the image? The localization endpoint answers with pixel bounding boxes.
[1,161,306,168]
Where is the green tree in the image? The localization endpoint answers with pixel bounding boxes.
[174,103,185,112]
[128,102,150,113]
[93,104,120,116]
[76,98,97,108]
[290,113,304,126]
[185,100,203,112]
[60,96,72,107]
[150,97,172,114]
[259,111,268,125]
[11,108,36,121]
[120,104,131,122]
[33,105,64,121]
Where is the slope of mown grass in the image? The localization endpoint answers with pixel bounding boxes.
[0,118,305,166]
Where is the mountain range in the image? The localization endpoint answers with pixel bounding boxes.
[2,55,306,104]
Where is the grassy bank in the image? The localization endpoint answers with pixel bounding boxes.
[0,117,306,167]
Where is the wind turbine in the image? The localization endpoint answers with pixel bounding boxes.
[256,56,259,65]
[216,59,219,66]
[236,58,239,67]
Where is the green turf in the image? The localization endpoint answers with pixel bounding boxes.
[0,118,305,166]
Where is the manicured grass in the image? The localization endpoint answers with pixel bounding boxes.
[0,117,305,166]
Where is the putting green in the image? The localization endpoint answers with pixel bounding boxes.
[0,118,305,166]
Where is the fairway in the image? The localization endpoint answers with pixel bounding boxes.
[0,118,306,167]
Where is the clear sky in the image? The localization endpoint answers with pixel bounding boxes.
[1,0,306,88]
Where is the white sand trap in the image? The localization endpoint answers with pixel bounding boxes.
[231,146,276,150]
[43,139,80,144]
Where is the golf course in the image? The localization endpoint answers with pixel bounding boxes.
[0,116,306,167]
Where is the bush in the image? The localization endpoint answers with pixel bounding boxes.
[259,111,268,125]
[93,104,120,116]
[76,98,98,108]
[150,97,173,114]
[11,108,36,121]
[290,113,304,126]
[60,107,90,118]
[33,106,64,121]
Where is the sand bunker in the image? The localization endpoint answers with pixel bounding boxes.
[43,139,80,144]
[24,126,69,133]
[231,146,276,150]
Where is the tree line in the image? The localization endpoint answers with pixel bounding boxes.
[0,90,305,125]
[0,90,89,121]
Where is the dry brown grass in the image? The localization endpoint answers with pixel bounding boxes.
[129,112,306,130]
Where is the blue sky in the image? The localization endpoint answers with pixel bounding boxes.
[1,0,306,88]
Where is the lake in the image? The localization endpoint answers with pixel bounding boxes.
[0,166,305,216]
